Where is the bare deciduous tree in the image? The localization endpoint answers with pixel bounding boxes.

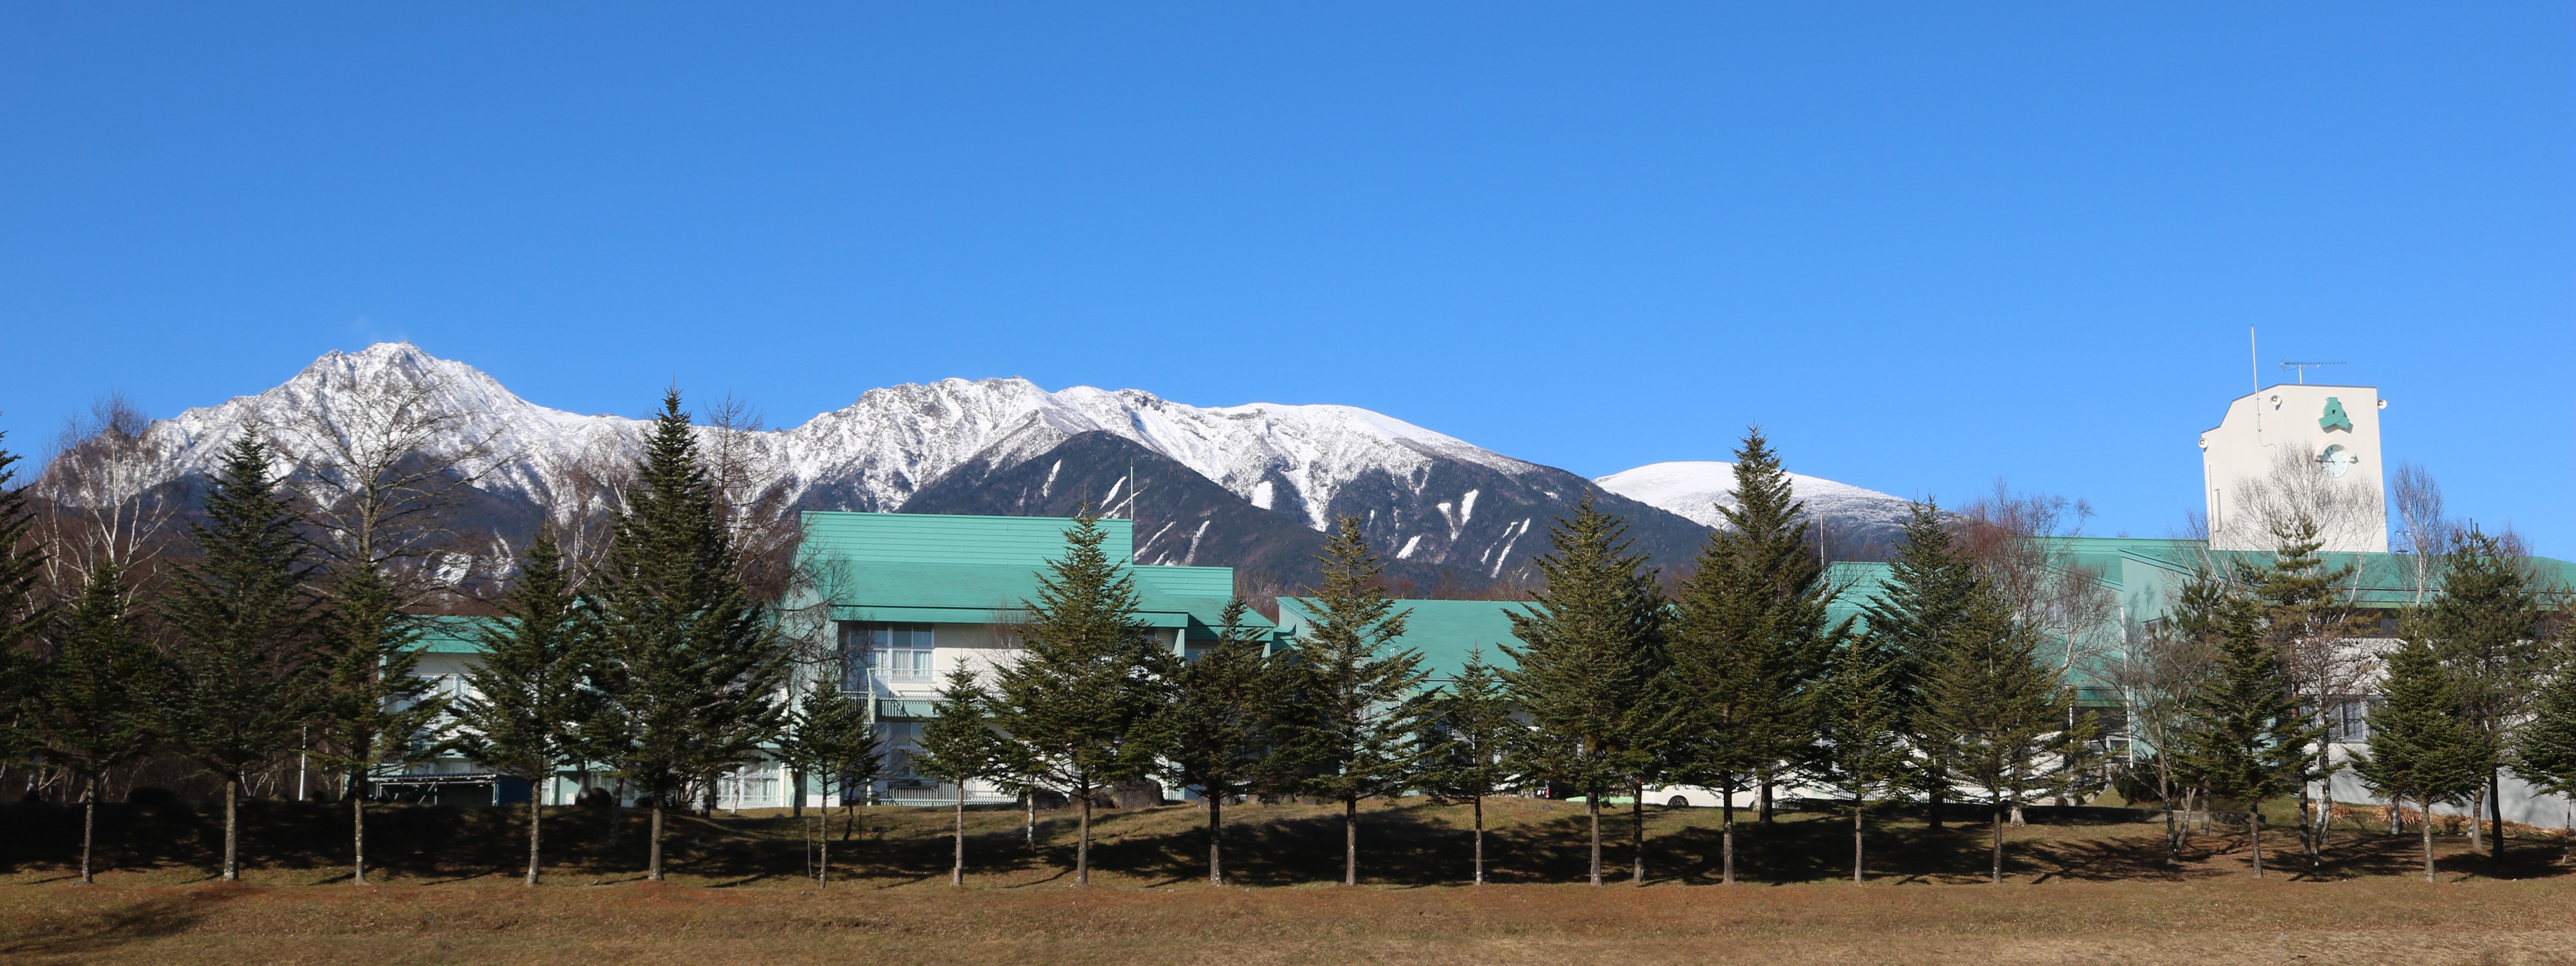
[2217,447,2384,554]
[2388,461,2453,605]
[535,434,636,587]
[36,395,184,591]
[279,365,514,600]
[696,394,799,602]
[1958,483,2123,735]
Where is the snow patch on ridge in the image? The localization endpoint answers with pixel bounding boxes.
[1593,461,1914,534]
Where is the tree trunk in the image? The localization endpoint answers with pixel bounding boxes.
[1852,796,1865,884]
[80,782,97,885]
[790,769,805,819]
[817,804,830,888]
[526,792,542,887]
[1927,787,1944,831]
[1471,796,1485,886]
[222,778,240,882]
[2297,781,2314,866]
[1720,783,1737,885]
[1586,796,1602,886]
[1076,792,1093,886]
[2488,772,2505,860]
[1758,775,1774,825]
[1991,804,2005,883]
[951,781,966,888]
[352,792,368,885]
[648,803,665,881]
[2249,807,2265,878]
[1207,793,1225,887]
[2421,792,2437,883]
[1343,797,1359,886]
[1630,782,1647,887]
[2314,787,2332,866]
[2467,786,2485,852]
[2165,807,2179,867]
[1024,790,1036,849]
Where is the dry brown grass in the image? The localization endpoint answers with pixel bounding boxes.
[2,876,2570,965]
[1,797,2569,964]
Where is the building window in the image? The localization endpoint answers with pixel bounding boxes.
[880,722,922,778]
[843,622,935,685]
[2324,696,2379,743]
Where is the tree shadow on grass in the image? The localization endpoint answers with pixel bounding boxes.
[0,889,243,963]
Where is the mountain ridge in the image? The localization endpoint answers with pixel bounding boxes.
[57,342,1917,589]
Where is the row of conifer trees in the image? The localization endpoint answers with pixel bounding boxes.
[915,427,2574,890]
[5,393,2570,890]
[0,392,787,886]
[904,424,2109,889]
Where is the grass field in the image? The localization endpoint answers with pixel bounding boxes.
[2,796,2568,964]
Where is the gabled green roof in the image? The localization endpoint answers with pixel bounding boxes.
[798,511,1267,637]
[413,614,495,654]
[801,511,1136,566]
[1276,597,1527,683]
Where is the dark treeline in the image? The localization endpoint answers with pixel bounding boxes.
[2,398,2571,891]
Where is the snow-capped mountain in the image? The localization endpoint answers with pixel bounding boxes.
[1594,462,1917,557]
[75,343,1905,588]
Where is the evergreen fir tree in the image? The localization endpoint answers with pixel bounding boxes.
[159,435,323,882]
[1148,597,1284,886]
[2510,660,2576,832]
[1860,500,1980,829]
[1503,494,1673,887]
[1416,650,1523,885]
[0,430,52,754]
[456,529,586,886]
[310,562,448,885]
[1919,576,2083,883]
[911,664,1001,887]
[1666,426,1835,884]
[1274,515,1428,887]
[2419,528,2552,860]
[988,510,1172,886]
[2173,599,2323,878]
[2350,636,2490,881]
[2236,514,2360,866]
[1811,633,1909,884]
[582,392,789,881]
[775,674,877,887]
[17,559,165,884]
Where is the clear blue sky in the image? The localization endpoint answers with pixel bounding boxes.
[3,3,2570,554]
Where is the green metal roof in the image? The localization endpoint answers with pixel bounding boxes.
[800,511,1136,566]
[797,511,1267,637]
[413,614,495,654]
[1275,597,1527,683]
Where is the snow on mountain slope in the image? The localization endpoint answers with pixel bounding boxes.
[143,341,653,510]
[113,343,1546,535]
[84,343,1936,578]
[775,377,1542,529]
[1594,461,1917,536]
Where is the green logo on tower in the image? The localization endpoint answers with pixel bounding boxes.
[2318,397,2353,433]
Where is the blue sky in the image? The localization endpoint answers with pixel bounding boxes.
[3,3,2570,553]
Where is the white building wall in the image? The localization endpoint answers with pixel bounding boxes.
[2321,744,2575,830]
[2199,384,2389,553]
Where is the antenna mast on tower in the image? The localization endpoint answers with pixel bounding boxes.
[2279,360,2345,385]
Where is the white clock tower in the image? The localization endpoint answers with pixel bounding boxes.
[2199,384,2390,553]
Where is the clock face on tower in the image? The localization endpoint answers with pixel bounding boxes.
[2318,444,2359,478]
